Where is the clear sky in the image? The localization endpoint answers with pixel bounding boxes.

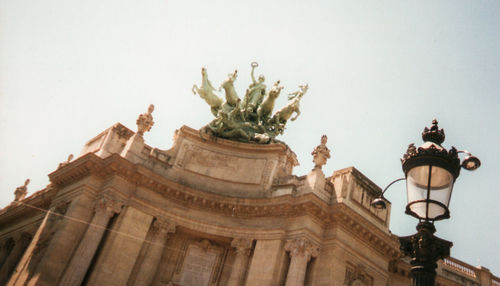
[1,0,499,275]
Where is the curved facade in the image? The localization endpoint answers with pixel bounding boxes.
[0,123,498,286]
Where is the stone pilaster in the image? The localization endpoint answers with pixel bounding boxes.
[284,238,319,286]
[59,197,122,286]
[227,238,253,286]
[0,238,15,269]
[245,239,284,286]
[0,233,32,285]
[86,206,154,286]
[131,219,175,286]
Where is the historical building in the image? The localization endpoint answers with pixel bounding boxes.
[0,65,498,285]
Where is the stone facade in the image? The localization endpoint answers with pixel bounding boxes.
[0,123,498,286]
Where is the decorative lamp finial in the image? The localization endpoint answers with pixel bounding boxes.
[422,119,445,145]
[136,104,155,136]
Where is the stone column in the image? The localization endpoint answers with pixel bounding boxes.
[59,197,122,286]
[284,238,319,286]
[132,219,175,286]
[0,233,31,285]
[227,238,253,286]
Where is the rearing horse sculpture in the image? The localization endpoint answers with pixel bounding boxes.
[272,84,308,124]
[192,67,223,116]
[257,80,283,124]
[220,70,240,107]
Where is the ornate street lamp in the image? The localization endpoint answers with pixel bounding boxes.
[372,119,480,286]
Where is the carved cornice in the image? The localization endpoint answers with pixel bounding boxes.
[331,204,400,260]
[0,186,57,226]
[45,152,399,260]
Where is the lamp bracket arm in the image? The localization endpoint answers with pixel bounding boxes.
[379,177,406,199]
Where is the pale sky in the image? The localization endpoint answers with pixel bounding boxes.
[1,0,499,274]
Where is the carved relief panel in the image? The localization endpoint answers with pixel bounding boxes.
[171,239,227,286]
[343,263,373,286]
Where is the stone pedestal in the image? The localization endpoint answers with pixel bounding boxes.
[306,168,326,191]
[121,134,146,163]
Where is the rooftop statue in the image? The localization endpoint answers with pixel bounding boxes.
[14,179,30,202]
[311,135,331,170]
[136,104,155,136]
[196,62,308,144]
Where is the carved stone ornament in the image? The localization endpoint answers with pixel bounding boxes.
[13,179,30,202]
[231,237,253,256]
[136,104,155,136]
[95,197,123,218]
[311,135,331,170]
[152,218,176,235]
[196,62,308,144]
[284,238,319,261]
[344,264,372,286]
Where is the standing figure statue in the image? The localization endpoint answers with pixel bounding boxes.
[192,67,223,117]
[243,62,266,116]
[311,135,331,170]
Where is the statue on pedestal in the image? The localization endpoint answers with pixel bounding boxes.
[311,135,331,170]
[14,179,30,202]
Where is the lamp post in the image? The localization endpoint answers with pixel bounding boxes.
[372,119,480,286]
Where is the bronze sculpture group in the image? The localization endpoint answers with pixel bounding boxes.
[193,62,308,144]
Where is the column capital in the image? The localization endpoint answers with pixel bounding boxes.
[231,237,253,256]
[284,237,319,261]
[151,218,176,235]
[95,197,123,218]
